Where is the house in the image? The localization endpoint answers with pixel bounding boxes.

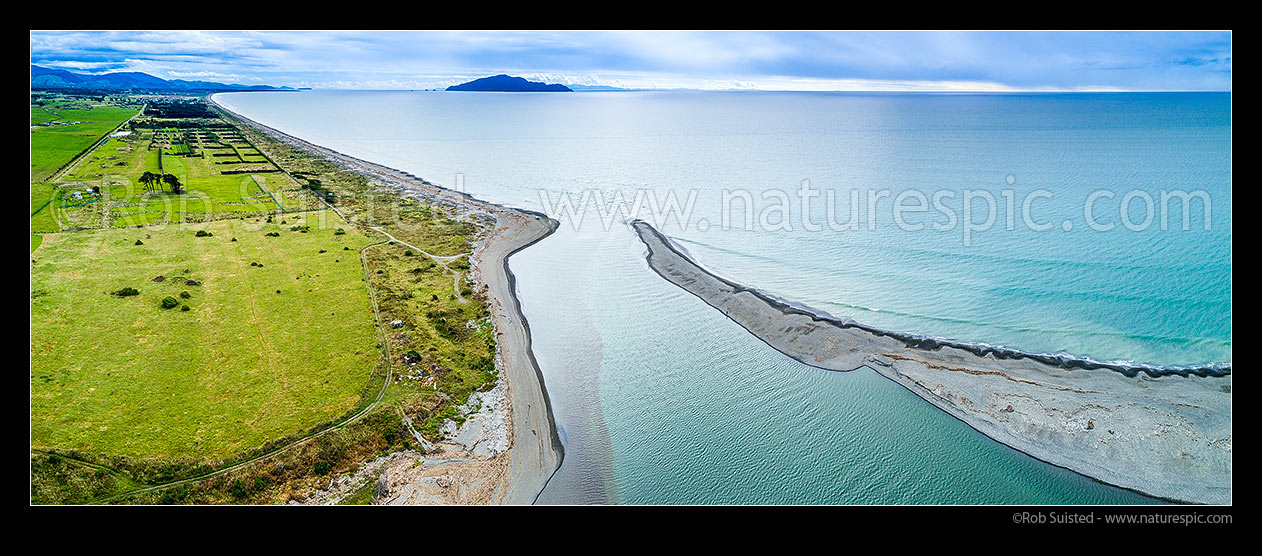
[390,320,404,328]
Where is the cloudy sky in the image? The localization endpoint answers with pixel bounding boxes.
[29,30,1232,91]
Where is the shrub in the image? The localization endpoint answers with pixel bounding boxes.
[313,462,330,475]
[180,304,190,312]
[265,232,280,237]
[160,296,180,309]
[195,230,212,237]
[179,291,191,299]
[134,240,144,245]
[229,479,247,498]
[112,287,140,297]
[404,250,413,256]
[334,228,346,235]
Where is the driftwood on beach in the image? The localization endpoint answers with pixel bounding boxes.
[632,219,1231,505]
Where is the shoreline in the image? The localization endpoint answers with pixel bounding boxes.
[654,229,1228,378]
[476,210,564,503]
[208,94,563,505]
[632,219,1231,505]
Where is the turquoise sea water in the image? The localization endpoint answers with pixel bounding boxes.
[216,90,1229,504]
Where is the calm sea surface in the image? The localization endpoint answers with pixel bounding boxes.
[217,90,1230,504]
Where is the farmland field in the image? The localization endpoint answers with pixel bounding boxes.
[31,183,59,233]
[30,212,382,461]
[31,94,500,505]
[30,103,137,182]
[45,121,324,230]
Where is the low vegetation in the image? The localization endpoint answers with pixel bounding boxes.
[34,100,324,233]
[30,100,138,182]
[31,213,381,462]
[31,93,501,505]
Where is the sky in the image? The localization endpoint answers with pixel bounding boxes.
[29,30,1232,92]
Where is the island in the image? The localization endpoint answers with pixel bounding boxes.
[446,74,572,92]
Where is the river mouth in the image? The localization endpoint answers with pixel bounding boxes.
[212,90,1229,504]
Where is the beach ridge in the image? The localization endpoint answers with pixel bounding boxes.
[208,94,563,505]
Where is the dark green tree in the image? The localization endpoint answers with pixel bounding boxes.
[162,173,184,194]
[138,171,159,192]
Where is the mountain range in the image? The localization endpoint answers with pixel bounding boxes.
[31,65,291,92]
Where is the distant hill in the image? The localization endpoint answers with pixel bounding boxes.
[446,74,572,92]
[30,65,292,92]
[567,84,628,91]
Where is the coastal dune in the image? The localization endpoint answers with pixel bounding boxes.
[632,220,1231,505]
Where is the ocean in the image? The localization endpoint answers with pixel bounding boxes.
[215,90,1230,504]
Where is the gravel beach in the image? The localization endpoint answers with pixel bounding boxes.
[633,219,1231,505]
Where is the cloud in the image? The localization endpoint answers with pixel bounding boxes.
[165,70,262,83]
[29,30,1232,91]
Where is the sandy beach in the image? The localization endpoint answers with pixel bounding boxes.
[209,95,563,504]
[633,220,1231,505]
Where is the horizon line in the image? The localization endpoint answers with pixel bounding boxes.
[232,87,1232,93]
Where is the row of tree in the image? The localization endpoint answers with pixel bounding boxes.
[139,171,184,194]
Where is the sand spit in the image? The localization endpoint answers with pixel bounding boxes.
[209,95,563,505]
[632,220,1231,505]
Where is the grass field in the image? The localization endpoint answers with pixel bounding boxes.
[31,183,59,233]
[226,115,499,437]
[32,104,62,125]
[30,212,382,461]
[31,96,504,505]
[30,103,137,182]
[44,123,324,230]
[31,101,138,234]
